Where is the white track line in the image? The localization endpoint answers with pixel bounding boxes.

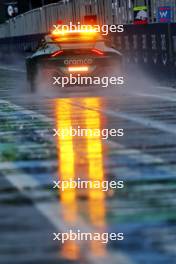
[0,66,26,73]
[136,92,176,102]
[70,102,176,135]
[106,109,176,134]
[0,160,57,170]
[155,86,175,91]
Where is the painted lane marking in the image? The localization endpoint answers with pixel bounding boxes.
[69,101,176,135]
[0,66,26,73]
[136,92,176,102]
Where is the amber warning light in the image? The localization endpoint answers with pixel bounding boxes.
[51,22,99,41]
[52,23,98,35]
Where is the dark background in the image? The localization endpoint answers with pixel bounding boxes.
[0,0,61,23]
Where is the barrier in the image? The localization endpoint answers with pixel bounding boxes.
[0,2,73,38]
[110,23,174,84]
[1,0,176,38]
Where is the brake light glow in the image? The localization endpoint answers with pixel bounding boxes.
[92,48,104,56]
[51,50,64,57]
[68,66,89,73]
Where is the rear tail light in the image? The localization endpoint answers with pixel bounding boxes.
[51,50,64,57]
[68,66,89,73]
[91,48,104,56]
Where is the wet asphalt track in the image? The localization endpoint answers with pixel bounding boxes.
[0,61,176,264]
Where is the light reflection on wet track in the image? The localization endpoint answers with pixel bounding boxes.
[55,97,107,261]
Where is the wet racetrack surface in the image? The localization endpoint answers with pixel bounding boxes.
[0,61,176,264]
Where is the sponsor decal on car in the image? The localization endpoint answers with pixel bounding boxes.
[64,58,93,65]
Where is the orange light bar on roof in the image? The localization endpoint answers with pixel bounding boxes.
[68,66,89,73]
[52,29,97,36]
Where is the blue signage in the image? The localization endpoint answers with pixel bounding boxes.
[158,6,171,23]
